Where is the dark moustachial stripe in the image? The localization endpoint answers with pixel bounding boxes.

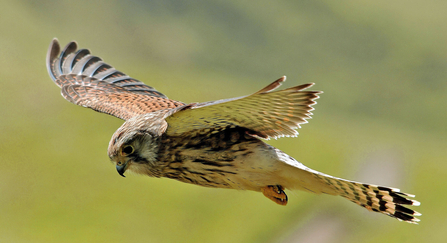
[130,153,149,163]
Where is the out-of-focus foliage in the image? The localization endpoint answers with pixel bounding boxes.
[0,0,445,242]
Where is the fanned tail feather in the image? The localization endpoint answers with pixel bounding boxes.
[313,174,421,224]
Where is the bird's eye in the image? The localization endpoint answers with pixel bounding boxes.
[122,145,134,155]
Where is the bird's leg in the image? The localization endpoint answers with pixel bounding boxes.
[261,185,288,206]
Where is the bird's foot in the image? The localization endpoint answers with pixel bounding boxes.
[261,185,288,206]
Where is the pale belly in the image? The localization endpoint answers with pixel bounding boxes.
[161,138,289,191]
[156,127,322,192]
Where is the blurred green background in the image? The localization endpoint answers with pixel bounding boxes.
[1,0,446,242]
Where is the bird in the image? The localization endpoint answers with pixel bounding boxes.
[46,38,421,224]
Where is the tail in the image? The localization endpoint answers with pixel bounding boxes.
[312,173,421,224]
[276,149,421,223]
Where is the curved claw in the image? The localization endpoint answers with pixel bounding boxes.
[261,185,288,206]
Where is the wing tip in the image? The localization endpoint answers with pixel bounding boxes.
[46,38,61,81]
[60,41,78,60]
[46,38,79,83]
[254,76,287,94]
[293,83,319,91]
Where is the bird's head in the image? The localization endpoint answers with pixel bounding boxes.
[108,113,167,177]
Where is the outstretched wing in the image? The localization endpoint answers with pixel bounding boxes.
[46,39,185,120]
[165,76,322,139]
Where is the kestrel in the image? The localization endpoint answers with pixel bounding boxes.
[46,39,421,223]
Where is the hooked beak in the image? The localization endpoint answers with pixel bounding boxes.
[116,161,129,177]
